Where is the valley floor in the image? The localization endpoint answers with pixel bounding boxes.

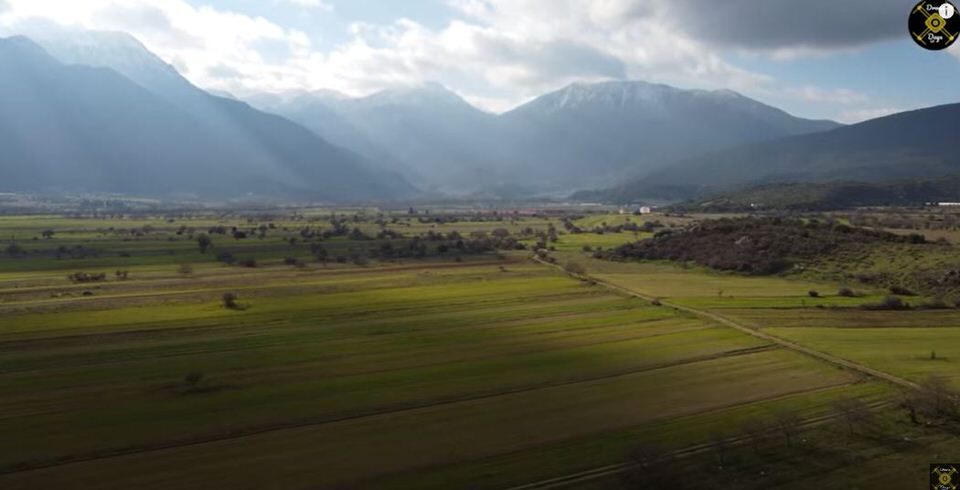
[0,211,956,489]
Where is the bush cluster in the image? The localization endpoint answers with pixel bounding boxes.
[607,217,917,275]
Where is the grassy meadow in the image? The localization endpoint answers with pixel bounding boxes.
[0,210,957,489]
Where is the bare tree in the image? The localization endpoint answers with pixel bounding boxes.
[741,418,770,455]
[222,292,239,309]
[920,375,958,417]
[773,409,803,447]
[709,431,730,467]
[901,389,921,424]
[833,398,874,438]
[197,234,212,254]
[184,371,204,388]
[621,443,675,489]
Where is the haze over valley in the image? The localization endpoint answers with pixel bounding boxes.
[3,2,960,490]
[2,24,956,203]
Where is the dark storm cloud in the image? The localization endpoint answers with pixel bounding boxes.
[667,0,907,49]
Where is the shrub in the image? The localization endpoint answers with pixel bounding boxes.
[197,234,212,253]
[861,296,910,311]
[838,287,857,298]
[5,243,25,257]
[889,285,915,296]
[67,272,107,283]
[222,292,239,309]
[919,298,950,310]
[563,261,587,275]
[607,217,915,276]
[184,372,204,387]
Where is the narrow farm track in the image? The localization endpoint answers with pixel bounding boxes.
[505,398,893,490]
[513,257,919,490]
[534,257,920,391]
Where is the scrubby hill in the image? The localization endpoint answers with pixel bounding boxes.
[671,175,960,212]
[608,217,922,275]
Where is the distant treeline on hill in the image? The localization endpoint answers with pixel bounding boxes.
[670,174,960,212]
[605,217,922,275]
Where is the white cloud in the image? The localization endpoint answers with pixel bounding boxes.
[836,107,901,124]
[0,0,913,115]
[299,0,774,109]
[273,0,333,11]
[0,0,315,91]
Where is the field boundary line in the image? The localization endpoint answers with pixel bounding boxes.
[0,259,520,311]
[503,398,891,490]
[532,257,919,392]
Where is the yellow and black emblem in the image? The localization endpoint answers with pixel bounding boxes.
[910,1,959,50]
[932,464,959,490]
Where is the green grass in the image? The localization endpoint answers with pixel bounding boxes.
[582,257,856,300]
[0,212,953,490]
[553,231,648,252]
[765,327,960,388]
[0,349,859,489]
[373,382,892,490]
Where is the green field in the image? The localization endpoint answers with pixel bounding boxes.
[764,327,960,388]
[0,211,956,489]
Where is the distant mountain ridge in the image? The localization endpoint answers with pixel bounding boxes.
[670,174,960,212]
[262,80,841,196]
[15,27,943,204]
[23,27,843,200]
[590,102,960,203]
[272,83,508,195]
[0,34,414,201]
[497,81,841,189]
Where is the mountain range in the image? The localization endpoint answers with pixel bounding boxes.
[264,80,840,195]
[587,102,960,203]
[0,31,414,201]
[669,174,960,212]
[2,28,959,203]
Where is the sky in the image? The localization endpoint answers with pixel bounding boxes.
[1,0,959,122]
